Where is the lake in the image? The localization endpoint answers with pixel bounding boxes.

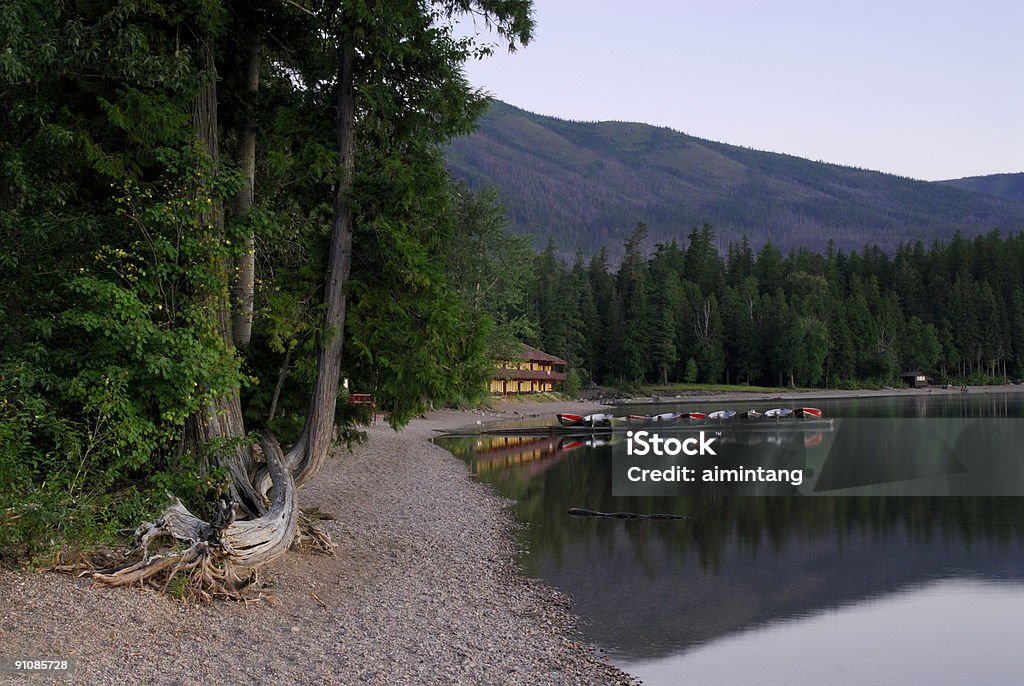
[435,393,1024,685]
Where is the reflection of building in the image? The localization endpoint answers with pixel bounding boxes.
[468,435,563,473]
[490,345,567,395]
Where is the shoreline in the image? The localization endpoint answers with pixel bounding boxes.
[3,386,1020,684]
[0,401,628,686]
[598,382,1024,406]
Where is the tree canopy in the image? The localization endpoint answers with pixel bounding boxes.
[515,227,1024,389]
[1,0,533,581]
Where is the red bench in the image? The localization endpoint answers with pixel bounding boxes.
[350,393,376,424]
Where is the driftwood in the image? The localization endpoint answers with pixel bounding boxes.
[567,508,691,520]
[91,434,299,600]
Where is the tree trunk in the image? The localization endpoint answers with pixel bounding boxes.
[284,41,356,487]
[267,344,295,423]
[232,38,260,349]
[92,35,300,595]
[184,36,265,518]
[95,25,358,601]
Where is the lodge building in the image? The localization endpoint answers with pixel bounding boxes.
[490,345,568,395]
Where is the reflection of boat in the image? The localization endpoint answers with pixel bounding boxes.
[558,435,614,452]
[558,438,585,453]
[715,430,825,448]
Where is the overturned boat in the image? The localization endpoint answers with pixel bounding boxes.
[556,412,614,427]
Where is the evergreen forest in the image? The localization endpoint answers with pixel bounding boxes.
[517,224,1024,390]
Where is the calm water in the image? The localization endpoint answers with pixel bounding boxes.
[436,393,1024,685]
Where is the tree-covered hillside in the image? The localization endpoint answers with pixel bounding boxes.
[940,173,1024,204]
[519,226,1024,389]
[446,101,1024,258]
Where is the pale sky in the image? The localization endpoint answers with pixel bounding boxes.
[458,0,1023,182]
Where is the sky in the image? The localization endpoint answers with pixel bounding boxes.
[457,0,1023,182]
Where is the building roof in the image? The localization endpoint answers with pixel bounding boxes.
[519,344,568,366]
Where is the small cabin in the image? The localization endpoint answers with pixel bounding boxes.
[490,345,567,395]
[899,371,930,388]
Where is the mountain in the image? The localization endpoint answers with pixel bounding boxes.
[939,173,1024,204]
[445,101,1024,256]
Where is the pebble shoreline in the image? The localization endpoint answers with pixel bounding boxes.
[0,402,634,686]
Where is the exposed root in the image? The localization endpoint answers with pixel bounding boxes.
[46,547,122,577]
[86,436,299,602]
[292,509,337,555]
[91,541,257,602]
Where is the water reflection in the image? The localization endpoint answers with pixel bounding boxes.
[434,393,1024,684]
[621,580,1024,686]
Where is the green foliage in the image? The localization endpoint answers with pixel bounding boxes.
[441,185,537,359]
[0,362,181,561]
[518,226,1024,391]
[2,0,537,561]
[685,358,699,384]
[561,368,581,399]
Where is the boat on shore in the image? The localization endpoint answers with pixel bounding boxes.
[556,412,614,427]
[468,407,835,437]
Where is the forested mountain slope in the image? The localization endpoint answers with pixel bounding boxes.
[446,101,1024,256]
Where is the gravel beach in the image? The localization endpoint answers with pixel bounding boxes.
[0,400,634,686]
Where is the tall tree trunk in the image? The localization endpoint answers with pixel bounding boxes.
[95,36,299,594]
[232,38,260,349]
[184,37,265,516]
[285,41,355,487]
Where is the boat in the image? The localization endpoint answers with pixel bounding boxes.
[738,409,762,419]
[608,414,649,427]
[650,412,681,423]
[795,407,823,418]
[556,412,613,427]
[764,408,793,418]
[706,409,736,420]
[686,412,706,420]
